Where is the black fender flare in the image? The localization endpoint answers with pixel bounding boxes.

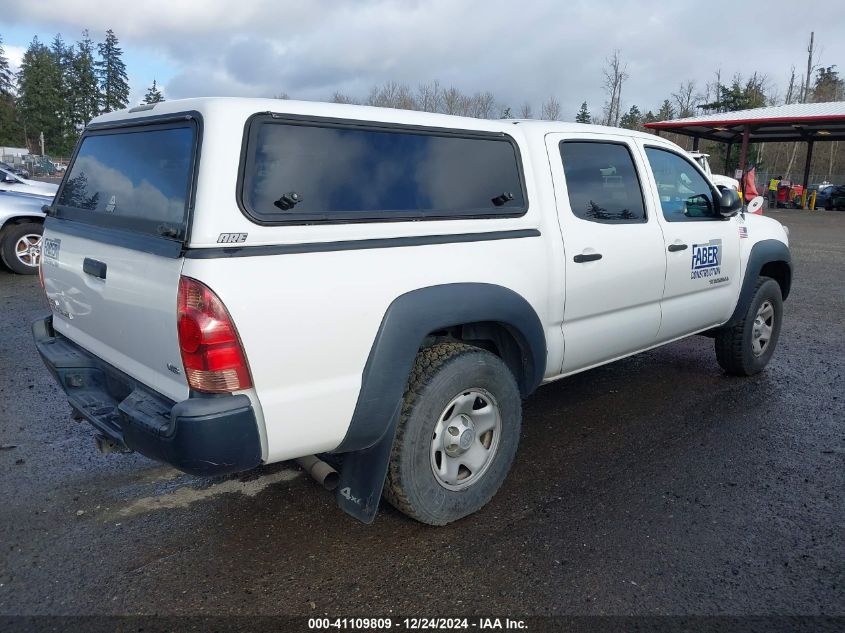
[335,282,547,454]
[726,239,792,327]
[331,283,546,523]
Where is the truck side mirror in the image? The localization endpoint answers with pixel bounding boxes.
[718,187,742,218]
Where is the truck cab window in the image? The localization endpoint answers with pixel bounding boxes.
[645,147,719,222]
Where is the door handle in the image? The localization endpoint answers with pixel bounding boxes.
[83,258,107,279]
[667,243,688,252]
[573,253,602,263]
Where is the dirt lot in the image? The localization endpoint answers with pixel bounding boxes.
[0,209,842,623]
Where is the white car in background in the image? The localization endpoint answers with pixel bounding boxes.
[688,152,741,192]
[0,190,47,274]
[0,167,59,198]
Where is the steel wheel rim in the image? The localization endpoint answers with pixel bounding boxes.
[430,388,501,491]
[751,300,775,357]
[14,233,42,268]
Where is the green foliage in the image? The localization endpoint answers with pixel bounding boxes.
[0,34,24,146]
[812,66,844,102]
[619,104,642,130]
[17,37,64,153]
[51,34,77,153]
[70,31,101,130]
[0,34,14,95]
[656,99,675,122]
[96,29,129,112]
[575,101,592,124]
[143,79,164,104]
[699,75,767,113]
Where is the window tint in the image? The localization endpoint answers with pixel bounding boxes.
[57,125,195,238]
[559,141,646,223]
[242,121,525,222]
[645,147,718,222]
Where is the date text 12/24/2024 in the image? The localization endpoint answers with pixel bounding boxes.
[308,617,527,630]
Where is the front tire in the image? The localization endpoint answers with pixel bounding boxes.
[1,222,43,275]
[715,277,783,376]
[384,342,522,525]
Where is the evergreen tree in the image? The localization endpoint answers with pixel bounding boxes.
[17,36,64,154]
[811,66,845,102]
[143,79,164,104]
[70,31,100,128]
[96,29,129,112]
[575,102,592,124]
[0,34,14,95]
[0,34,25,146]
[656,99,675,121]
[619,104,642,130]
[51,34,77,153]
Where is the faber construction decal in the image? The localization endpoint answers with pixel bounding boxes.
[691,239,722,279]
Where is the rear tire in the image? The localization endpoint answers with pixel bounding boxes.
[384,342,522,525]
[0,222,43,275]
[715,277,783,376]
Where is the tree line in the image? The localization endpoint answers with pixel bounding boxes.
[1,29,842,180]
[0,30,164,156]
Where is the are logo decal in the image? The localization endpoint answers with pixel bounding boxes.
[217,233,248,244]
[691,239,721,279]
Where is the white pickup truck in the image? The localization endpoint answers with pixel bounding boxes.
[34,98,792,525]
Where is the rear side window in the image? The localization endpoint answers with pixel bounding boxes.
[56,123,196,239]
[240,119,526,223]
[559,141,646,224]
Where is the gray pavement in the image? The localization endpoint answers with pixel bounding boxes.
[0,209,842,617]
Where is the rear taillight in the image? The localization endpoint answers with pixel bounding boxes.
[177,276,252,393]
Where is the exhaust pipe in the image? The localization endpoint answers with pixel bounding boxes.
[295,455,339,491]
[94,434,128,455]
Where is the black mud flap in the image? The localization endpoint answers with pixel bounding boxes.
[335,404,401,524]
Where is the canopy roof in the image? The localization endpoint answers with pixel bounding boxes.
[644,102,845,143]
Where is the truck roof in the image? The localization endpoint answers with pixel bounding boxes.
[89,97,664,142]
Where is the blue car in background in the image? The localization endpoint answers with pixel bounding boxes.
[814,184,845,210]
[0,190,50,275]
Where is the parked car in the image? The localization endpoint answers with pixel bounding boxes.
[814,184,845,210]
[0,167,59,197]
[0,161,31,179]
[33,98,792,525]
[688,151,741,191]
[0,190,47,274]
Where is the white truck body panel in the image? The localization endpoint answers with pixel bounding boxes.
[39,98,790,467]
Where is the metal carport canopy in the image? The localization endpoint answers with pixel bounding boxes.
[643,102,845,144]
[644,102,845,206]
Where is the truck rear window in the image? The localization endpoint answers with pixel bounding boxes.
[240,118,526,223]
[56,123,195,239]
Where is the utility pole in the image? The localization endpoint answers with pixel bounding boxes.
[39,131,45,156]
[803,32,814,102]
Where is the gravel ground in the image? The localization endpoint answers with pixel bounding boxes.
[0,209,842,622]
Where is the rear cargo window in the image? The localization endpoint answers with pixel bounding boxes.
[240,119,526,223]
[56,123,195,239]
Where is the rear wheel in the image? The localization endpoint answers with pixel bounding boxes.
[384,342,522,525]
[0,222,43,275]
[715,277,783,376]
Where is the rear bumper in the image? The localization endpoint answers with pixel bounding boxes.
[32,314,262,476]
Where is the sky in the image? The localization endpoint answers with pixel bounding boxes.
[3,0,844,120]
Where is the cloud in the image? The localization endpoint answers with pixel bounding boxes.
[4,0,845,119]
[4,45,26,75]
